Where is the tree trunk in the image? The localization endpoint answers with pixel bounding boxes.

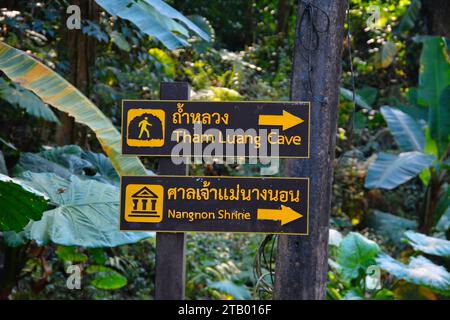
[277,0,293,36]
[274,0,347,300]
[56,0,98,146]
[243,0,254,46]
[422,0,450,38]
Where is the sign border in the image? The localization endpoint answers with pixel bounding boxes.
[121,100,311,159]
[119,175,310,236]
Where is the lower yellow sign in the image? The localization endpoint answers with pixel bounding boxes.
[120,176,309,235]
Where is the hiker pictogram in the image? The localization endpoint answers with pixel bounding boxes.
[125,108,165,147]
[138,117,152,139]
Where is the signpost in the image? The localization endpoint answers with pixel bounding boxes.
[121,100,310,158]
[118,0,344,301]
[120,176,309,235]
[154,82,189,300]
[120,85,312,299]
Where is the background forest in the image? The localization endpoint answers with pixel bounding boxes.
[0,0,449,300]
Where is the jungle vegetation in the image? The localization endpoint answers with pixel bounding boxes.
[0,0,449,300]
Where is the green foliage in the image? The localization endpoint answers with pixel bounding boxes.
[0,173,48,232]
[380,106,425,152]
[373,41,398,69]
[0,78,58,123]
[149,48,176,78]
[365,152,435,190]
[377,254,450,295]
[337,232,381,281]
[186,233,258,300]
[19,171,152,248]
[0,41,146,177]
[327,230,394,300]
[207,280,251,300]
[367,211,416,246]
[2,231,28,248]
[404,231,450,257]
[188,15,215,53]
[395,0,421,34]
[87,265,128,290]
[96,0,209,50]
[329,230,450,299]
[109,30,131,52]
[0,0,448,301]
[417,37,450,157]
[56,246,88,263]
[340,87,372,110]
[15,145,122,185]
[436,206,450,234]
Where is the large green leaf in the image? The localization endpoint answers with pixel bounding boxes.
[87,265,127,290]
[81,150,122,185]
[367,210,416,246]
[0,173,48,232]
[0,41,146,177]
[340,87,372,110]
[417,37,450,157]
[395,0,421,34]
[377,254,450,295]
[397,104,428,122]
[356,86,378,107]
[56,246,88,263]
[380,106,425,152]
[337,232,380,281]
[20,172,152,248]
[404,231,450,257]
[365,152,435,190]
[96,0,209,50]
[15,145,124,186]
[0,78,58,122]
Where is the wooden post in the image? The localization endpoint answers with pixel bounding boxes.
[274,0,347,299]
[155,82,190,300]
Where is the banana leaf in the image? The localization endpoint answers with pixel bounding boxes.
[417,37,450,157]
[96,0,209,50]
[365,152,435,190]
[0,41,146,176]
[380,106,425,152]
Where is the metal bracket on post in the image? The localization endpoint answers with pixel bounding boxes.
[154,82,190,300]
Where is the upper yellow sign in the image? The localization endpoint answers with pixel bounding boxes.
[122,100,310,158]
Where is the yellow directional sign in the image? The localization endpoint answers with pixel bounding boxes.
[257,205,303,226]
[258,110,304,131]
[121,101,310,158]
[120,176,309,235]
